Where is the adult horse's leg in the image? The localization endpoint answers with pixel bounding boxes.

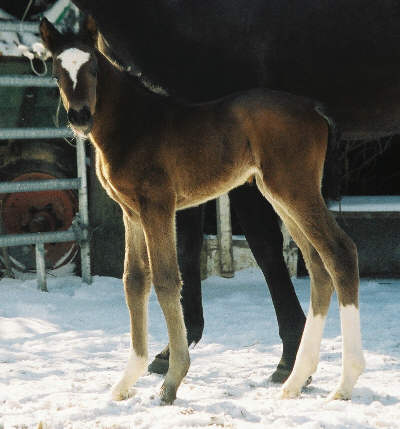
[148,205,204,374]
[228,184,306,383]
[112,213,151,400]
[178,206,205,344]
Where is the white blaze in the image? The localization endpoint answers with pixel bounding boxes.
[57,48,90,90]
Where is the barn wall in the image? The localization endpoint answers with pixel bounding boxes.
[297,217,400,278]
[337,218,400,277]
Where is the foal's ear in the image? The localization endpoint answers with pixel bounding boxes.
[39,17,61,54]
[81,14,98,45]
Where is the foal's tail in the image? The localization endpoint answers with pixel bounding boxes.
[314,102,343,201]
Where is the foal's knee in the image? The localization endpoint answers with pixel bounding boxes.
[123,270,150,299]
[151,258,182,290]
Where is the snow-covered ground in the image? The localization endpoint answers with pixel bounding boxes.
[1,268,400,428]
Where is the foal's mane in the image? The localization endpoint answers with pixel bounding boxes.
[96,31,169,97]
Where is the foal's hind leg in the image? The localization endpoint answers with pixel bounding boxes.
[229,184,306,383]
[273,195,364,400]
[274,212,333,397]
[112,212,151,400]
[140,197,190,404]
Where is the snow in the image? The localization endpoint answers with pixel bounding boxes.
[1,268,400,428]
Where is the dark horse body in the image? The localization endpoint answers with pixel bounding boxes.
[70,0,400,380]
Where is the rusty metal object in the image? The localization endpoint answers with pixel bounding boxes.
[0,171,78,272]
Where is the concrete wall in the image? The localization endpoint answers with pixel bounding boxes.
[297,216,400,278]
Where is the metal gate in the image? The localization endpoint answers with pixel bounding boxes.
[0,20,91,291]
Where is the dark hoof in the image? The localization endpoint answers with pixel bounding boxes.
[271,334,304,384]
[186,324,203,346]
[160,382,177,405]
[270,365,291,384]
[270,366,312,387]
[148,355,169,375]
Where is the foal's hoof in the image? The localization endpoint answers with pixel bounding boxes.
[111,386,135,401]
[148,355,169,375]
[327,388,352,402]
[280,386,301,399]
[160,382,177,405]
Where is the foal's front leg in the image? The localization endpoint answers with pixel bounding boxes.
[140,197,190,404]
[148,205,205,375]
[112,213,151,400]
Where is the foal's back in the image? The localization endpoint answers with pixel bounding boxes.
[117,85,328,210]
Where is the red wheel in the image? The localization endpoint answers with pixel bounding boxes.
[0,171,79,274]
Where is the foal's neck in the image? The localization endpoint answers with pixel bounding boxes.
[89,49,168,154]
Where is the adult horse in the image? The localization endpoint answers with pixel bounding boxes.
[70,0,400,380]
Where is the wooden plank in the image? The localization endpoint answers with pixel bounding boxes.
[216,194,234,278]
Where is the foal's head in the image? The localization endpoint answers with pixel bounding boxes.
[40,17,99,136]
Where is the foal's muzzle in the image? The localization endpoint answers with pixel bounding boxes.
[67,106,93,134]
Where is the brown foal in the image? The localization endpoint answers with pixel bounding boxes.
[40,16,365,404]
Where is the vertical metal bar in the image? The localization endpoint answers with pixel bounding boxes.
[35,243,48,292]
[76,137,92,284]
[216,193,234,278]
[0,202,14,278]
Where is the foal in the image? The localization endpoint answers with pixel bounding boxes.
[40,17,365,404]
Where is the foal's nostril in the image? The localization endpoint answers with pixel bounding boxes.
[67,106,91,126]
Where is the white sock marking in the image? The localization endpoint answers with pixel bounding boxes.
[333,304,365,398]
[282,307,326,397]
[57,48,90,90]
[112,349,147,400]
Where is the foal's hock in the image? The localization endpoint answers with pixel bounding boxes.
[40,16,365,404]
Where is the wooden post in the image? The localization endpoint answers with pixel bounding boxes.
[76,137,92,284]
[216,193,234,278]
[35,243,47,292]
